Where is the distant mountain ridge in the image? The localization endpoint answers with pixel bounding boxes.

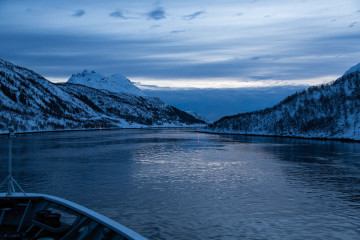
[206,64,360,140]
[0,59,205,133]
[186,111,210,124]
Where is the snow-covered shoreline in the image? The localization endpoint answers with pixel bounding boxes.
[0,124,206,136]
[201,129,360,142]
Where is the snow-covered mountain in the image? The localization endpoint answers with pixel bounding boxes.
[0,59,205,133]
[68,70,144,96]
[59,83,202,126]
[206,63,360,140]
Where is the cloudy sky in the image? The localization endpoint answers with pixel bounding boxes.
[1,0,359,119]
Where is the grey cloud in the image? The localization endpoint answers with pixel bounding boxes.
[1,28,359,83]
[250,56,260,61]
[183,11,205,20]
[25,8,43,16]
[0,31,172,78]
[319,33,360,41]
[72,9,85,17]
[109,11,127,19]
[349,22,357,28]
[150,24,161,29]
[171,30,185,34]
[249,75,276,80]
[147,7,166,20]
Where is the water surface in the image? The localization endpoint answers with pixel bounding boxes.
[0,129,359,239]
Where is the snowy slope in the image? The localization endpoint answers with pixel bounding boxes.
[59,83,204,126]
[343,63,360,76]
[0,59,102,132]
[68,70,144,96]
[0,59,205,134]
[207,67,360,140]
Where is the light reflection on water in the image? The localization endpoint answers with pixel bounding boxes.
[0,129,360,239]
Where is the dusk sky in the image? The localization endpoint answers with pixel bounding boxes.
[1,0,359,119]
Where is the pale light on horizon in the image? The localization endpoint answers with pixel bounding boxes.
[46,75,337,89]
[131,76,337,89]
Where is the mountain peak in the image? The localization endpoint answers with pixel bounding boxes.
[81,69,98,75]
[343,63,360,76]
[68,70,144,96]
[70,69,105,80]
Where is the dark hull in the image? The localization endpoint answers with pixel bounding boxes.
[0,193,147,240]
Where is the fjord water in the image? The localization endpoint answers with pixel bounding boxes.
[0,129,359,239]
